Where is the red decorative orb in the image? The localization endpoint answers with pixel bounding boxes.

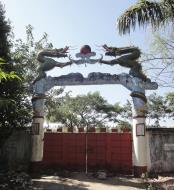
[80,45,91,54]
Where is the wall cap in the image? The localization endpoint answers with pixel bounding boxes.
[146,127,174,132]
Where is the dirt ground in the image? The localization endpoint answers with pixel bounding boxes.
[32,172,146,190]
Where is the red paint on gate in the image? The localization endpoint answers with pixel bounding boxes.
[43,133,86,170]
[43,132,132,174]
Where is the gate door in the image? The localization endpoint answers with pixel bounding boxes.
[43,132,132,173]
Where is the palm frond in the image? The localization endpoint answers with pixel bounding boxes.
[118,0,164,35]
[161,0,174,24]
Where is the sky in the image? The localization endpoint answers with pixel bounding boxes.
[1,0,173,107]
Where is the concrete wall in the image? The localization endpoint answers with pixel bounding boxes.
[2,127,174,173]
[147,128,174,173]
[1,128,31,170]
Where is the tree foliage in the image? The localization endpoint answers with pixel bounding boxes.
[45,91,123,128]
[12,24,53,84]
[121,100,132,120]
[118,0,174,34]
[121,93,174,127]
[0,2,31,127]
[0,1,54,127]
[147,93,167,127]
[0,61,20,82]
[165,92,174,119]
[117,120,132,131]
[0,3,11,61]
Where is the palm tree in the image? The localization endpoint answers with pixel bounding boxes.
[118,0,174,35]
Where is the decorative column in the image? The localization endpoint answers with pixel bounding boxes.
[126,77,150,177]
[31,95,45,162]
[30,79,48,171]
[116,74,158,177]
[131,91,147,177]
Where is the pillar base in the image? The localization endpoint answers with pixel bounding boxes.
[134,166,147,177]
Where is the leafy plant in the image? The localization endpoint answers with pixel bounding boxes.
[0,60,21,82]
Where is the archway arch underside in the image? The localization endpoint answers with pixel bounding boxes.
[32,72,157,96]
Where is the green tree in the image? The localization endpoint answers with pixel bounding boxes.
[0,2,28,152]
[0,60,20,82]
[46,92,122,128]
[147,93,167,127]
[120,93,173,127]
[117,100,132,131]
[45,88,65,127]
[165,92,174,119]
[121,100,132,119]
[0,23,54,128]
[118,0,174,35]
[0,2,11,61]
[0,3,20,84]
[117,120,132,132]
[0,2,31,128]
[12,24,53,84]
[0,4,53,127]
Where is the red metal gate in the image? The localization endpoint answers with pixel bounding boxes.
[43,132,132,174]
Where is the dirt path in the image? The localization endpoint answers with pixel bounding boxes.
[32,172,146,190]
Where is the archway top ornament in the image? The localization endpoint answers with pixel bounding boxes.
[32,44,158,97]
[69,45,103,65]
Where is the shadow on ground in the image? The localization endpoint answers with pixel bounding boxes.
[32,172,146,190]
[33,180,89,190]
[70,172,145,189]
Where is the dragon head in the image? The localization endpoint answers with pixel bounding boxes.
[56,46,69,58]
[102,44,119,56]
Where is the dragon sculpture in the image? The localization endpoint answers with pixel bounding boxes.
[100,44,147,81]
[33,46,72,83]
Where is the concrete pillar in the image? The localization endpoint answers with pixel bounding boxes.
[30,95,45,171]
[31,117,44,161]
[132,116,147,176]
[131,93,147,177]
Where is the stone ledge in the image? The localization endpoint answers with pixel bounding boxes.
[147,128,174,132]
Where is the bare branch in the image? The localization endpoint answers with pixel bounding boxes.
[140,57,174,63]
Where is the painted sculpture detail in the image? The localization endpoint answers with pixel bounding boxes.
[34,44,148,83]
[34,46,72,83]
[32,45,158,100]
[100,44,147,81]
[69,45,102,64]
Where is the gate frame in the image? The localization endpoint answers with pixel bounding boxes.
[31,48,158,177]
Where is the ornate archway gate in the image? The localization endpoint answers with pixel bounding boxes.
[31,45,158,176]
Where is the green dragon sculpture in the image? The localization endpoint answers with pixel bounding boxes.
[33,46,72,83]
[100,44,147,81]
